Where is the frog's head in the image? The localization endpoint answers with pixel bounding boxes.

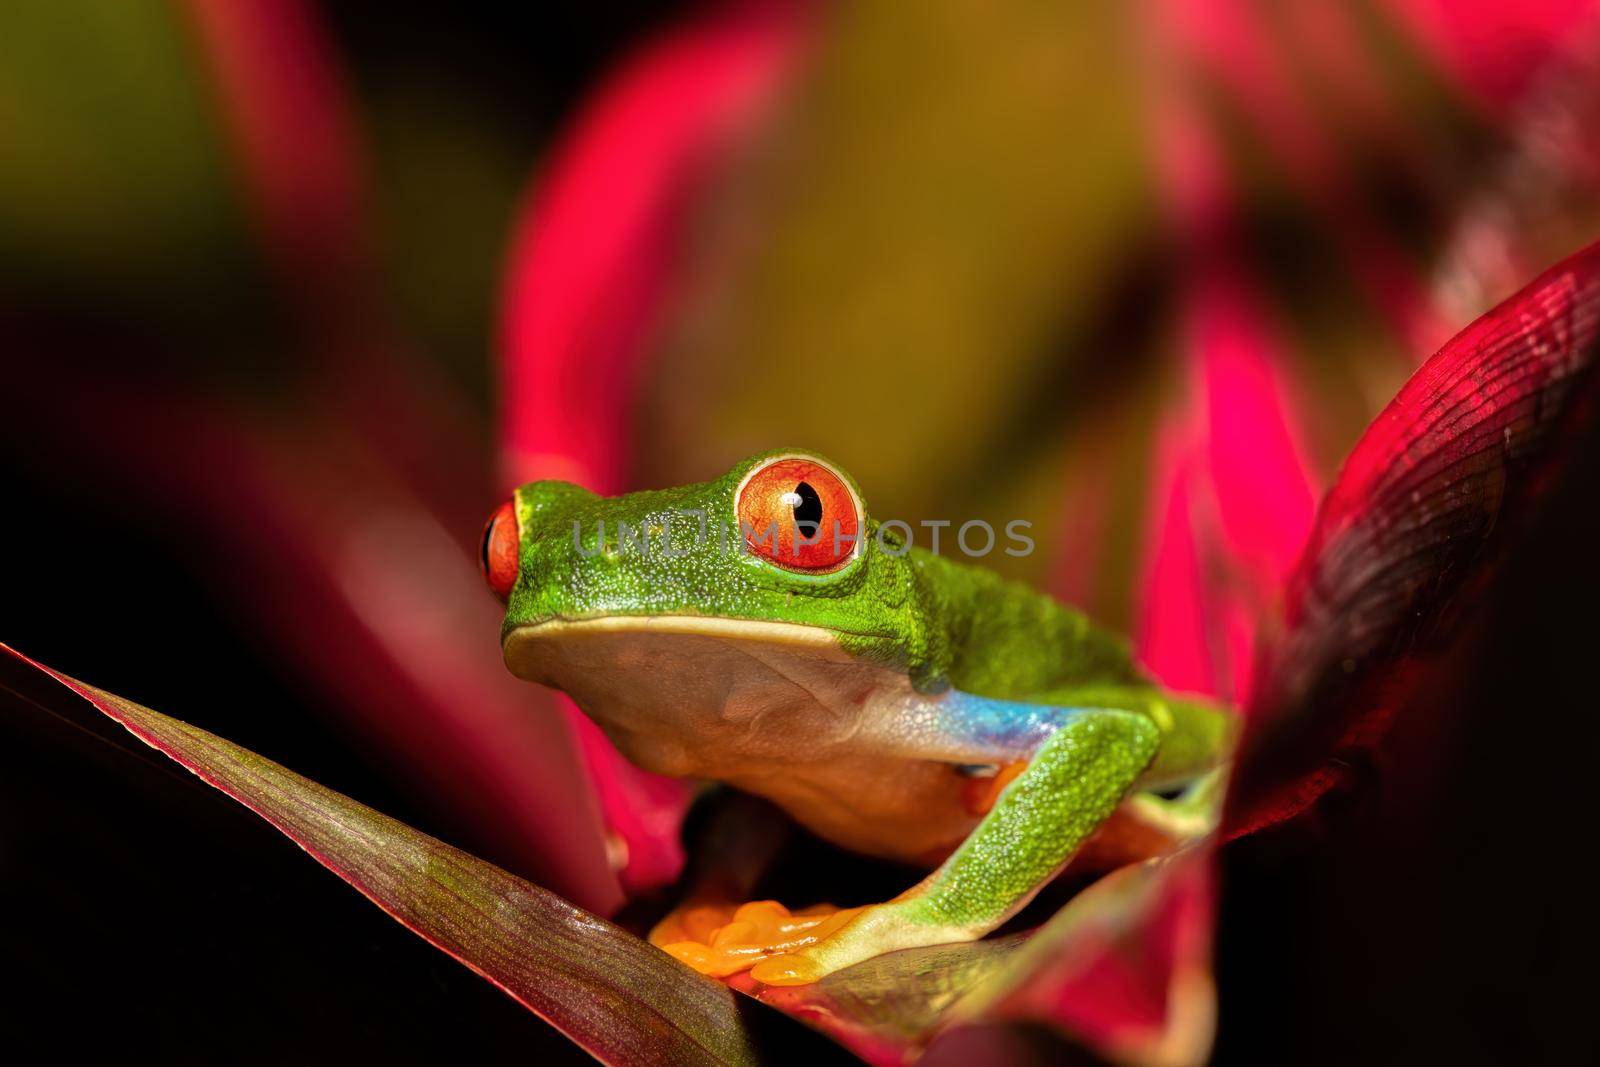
[481,450,944,771]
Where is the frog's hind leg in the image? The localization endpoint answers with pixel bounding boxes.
[1123,765,1229,842]
[749,707,1160,985]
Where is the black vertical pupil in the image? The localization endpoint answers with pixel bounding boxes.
[791,481,823,536]
[480,518,495,575]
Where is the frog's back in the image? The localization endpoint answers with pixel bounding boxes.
[911,550,1148,702]
[909,551,1234,786]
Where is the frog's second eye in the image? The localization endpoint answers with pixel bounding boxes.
[736,457,861,572]
[480,500,519,601]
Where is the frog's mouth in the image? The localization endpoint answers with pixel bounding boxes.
[501,615,903,775]
[502,615,857,693]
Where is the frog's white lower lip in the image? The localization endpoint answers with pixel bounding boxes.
[508,614,844,641]
[501,614,851,683]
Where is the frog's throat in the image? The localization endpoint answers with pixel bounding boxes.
[500,615,1033,791]
[499,617,876,700]
[500,615,885,778]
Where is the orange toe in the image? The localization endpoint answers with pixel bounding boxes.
[750,953,826,986]
[650,898,858,978]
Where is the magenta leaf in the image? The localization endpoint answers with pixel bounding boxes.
[1232,237,1600,834]
[939,851,1216,1067]
[1389,0,1596,112]
[495,2,810,893]
[0,642,759,1067]
[182,0,370,322]
[497,2,807,496]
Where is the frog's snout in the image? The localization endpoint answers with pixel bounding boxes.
[480,499,519,601]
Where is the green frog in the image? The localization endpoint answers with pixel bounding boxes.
[484,450,1233,984]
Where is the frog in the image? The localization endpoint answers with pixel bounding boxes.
[482,449,1235,985]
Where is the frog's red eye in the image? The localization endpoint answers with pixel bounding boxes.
[480,500,519,600]
[736,457,861,572]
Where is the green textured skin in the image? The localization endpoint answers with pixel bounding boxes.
[792,710,1163,978]
[906,710,1160,928]
[508,449,1145,695]
[499,449,1235,973]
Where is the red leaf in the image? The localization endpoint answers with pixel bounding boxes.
[1390,0,1598,113]
[1133,269,1318,706]
[1146,0,1454,355]
[1232,238,1600,833]
[940,852,1217,1067]
[495,1,811,893]
[497,2,809,494]
[182,0,373,329]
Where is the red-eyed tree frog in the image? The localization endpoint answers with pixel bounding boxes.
[483,450,1234,985]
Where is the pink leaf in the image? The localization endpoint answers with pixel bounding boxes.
[496,1,811,893]
[1392,0,1599,112]
[945,853,1217,1067]
[498,2,809,493]
[1233,238,1600,833]
[183,0,371,325]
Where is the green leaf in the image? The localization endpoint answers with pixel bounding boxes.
[0,642,758,1067]
[736,934,1028,1063]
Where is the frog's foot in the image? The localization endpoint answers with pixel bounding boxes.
[650,899,862,979]
[747,895,976,985]
[660,708,1164,986]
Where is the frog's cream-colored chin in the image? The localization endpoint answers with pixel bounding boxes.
[501,615,992,864]
[502,615,849,687]
[500,615,893,777]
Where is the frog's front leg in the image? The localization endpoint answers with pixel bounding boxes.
[748,707,1160,985]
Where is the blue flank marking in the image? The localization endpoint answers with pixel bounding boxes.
[935,689,1088,759]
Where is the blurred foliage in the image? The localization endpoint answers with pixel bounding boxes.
[643,3,1156,600]
[322,3,690,407]
[628,0,1539,636]
[5,0,1593,626]
[0,0,270,353]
